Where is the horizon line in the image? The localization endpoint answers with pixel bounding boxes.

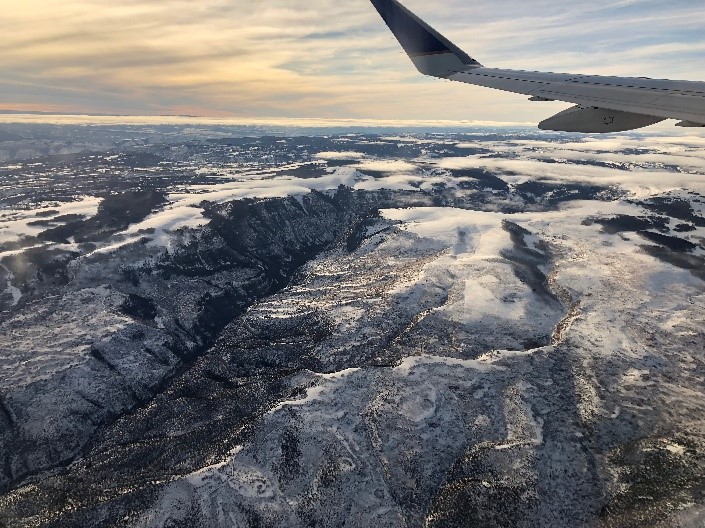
[0,112,537,128]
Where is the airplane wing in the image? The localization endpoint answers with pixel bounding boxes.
[369,0,705,132]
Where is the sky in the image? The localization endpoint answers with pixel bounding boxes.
[0,0,704,123]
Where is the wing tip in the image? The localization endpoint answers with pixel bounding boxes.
[370,0,481,77]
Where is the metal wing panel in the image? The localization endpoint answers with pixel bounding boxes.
[451,68,705,123]
[369,0,705,128]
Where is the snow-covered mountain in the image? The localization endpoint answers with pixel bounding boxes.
[0,125,704,527]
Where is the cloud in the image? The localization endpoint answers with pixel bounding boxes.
[0,0,704,120]
[355,160,418,173]
[314,151,366,160]
[435,132,705,195]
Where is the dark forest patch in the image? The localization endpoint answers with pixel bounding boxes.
[451,168,508,192]
[517,181,613,205]
[120,294,158,321]
[674,223,696,233]
[27,214,87,227]
[640,246,705,281]
[38,190,166,243]
[583,215,669,235]
[640,197,705,227]
[637,231,697,252]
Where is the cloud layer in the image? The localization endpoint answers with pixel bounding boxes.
[1,0,704,121]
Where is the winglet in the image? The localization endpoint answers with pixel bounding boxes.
[370,0,482,77]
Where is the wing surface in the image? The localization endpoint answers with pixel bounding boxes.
[370,0,705,131]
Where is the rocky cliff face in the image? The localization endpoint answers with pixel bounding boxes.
[0,188,431,497]
[0,191,572,528]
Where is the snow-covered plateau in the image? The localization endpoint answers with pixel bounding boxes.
[0,124,704,527]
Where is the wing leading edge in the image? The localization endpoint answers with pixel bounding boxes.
[370,0,705,133]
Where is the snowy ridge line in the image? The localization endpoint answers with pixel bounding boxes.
[271,353,506,415]
[0,263,22,306]
[547,268,582,346]
[552,301,582,346]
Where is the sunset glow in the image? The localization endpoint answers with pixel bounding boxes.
[1,0,703,121]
